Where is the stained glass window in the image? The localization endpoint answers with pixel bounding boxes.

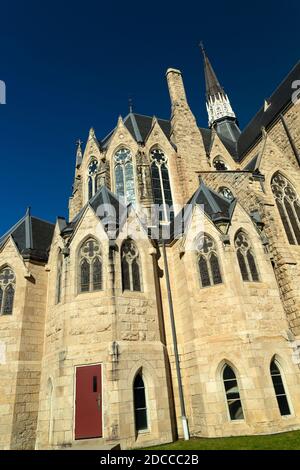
[134,372,148,432]
[3,285,15,315]
[271,172,300,245]
[235,231,259,282]
[270,360,291,416]
[114,148,136,205]
[196,235,222,288]
[121,240,142,292]
[87,159,99,200]
[199,256,210,287]
[80,259,90,292]
[150,148,173,222]
[0,267,15,315]
[79,239,103,293]
[223,364,244,420]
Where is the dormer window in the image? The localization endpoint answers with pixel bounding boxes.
[219,186,234,200]
[213,157,228,171]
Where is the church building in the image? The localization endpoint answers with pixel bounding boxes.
[1,48,300,449]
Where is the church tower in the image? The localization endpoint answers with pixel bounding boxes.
[201,44,241,141]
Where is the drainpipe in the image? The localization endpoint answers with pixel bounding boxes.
[160,239,190,440]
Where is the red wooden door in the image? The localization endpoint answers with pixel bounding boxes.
[75,364,102,439]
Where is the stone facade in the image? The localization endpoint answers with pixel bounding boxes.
[1,55,300,450]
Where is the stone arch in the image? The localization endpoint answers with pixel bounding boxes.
[269,354,294,416]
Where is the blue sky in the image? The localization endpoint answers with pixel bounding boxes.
[0,0,299,234]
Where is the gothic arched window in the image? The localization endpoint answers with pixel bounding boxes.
[0,267,16,315]
[270,359,291,416]
[218,186,234,201]
[114,148,136,205]
[87,159,99,200]
[234,231,259,282]
[196,235,222,288]
[222,364,244,421]
[133,372,148,432]
[213,156,228,171]
[56,253,63,304]
[271,173,300,245]
[150,148,173,222]
[121,239,142,292]
[79,239,103,293]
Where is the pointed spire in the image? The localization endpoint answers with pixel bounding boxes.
[200,43,237,127]
[76,139,83,168]
[89,127,96,139]
[200,42,224,99]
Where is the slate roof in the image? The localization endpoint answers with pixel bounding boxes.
[62,186,128,239]
[0,210,55,262]
[100,113,171,149]
[201,45,225,98]
[243,154,259,171]
[238,60,300,159]
[170,180,236,240]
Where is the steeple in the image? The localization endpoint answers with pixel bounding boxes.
[200,43,237,128]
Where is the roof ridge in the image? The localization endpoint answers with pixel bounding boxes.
[31,215,55,226]
[0,213,27,245]
[240,60,300,136]
[132,112,170,122]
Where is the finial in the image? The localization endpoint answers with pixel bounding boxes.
[128,97,133,113]
[199,41,205,55]
[25,206,31,217]
[76,139,82,148]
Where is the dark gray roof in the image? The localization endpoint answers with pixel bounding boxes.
[170,180,236,240]
[213,120,241,160]
[62,185,128,239]
[0,210,55,262]
[100,113,171,149]
[238,60,300,159]
[243,154,259,171]
[199,128,212,154]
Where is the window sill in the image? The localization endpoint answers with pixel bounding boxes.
[136,429,150,436]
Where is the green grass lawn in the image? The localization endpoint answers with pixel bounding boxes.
[143,430,300,450]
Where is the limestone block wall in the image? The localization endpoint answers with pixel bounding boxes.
[0,240,26,450]
[36,210,173,449]
[160,204,300,438]
[0,239,48,450]
[201,133,300,337]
